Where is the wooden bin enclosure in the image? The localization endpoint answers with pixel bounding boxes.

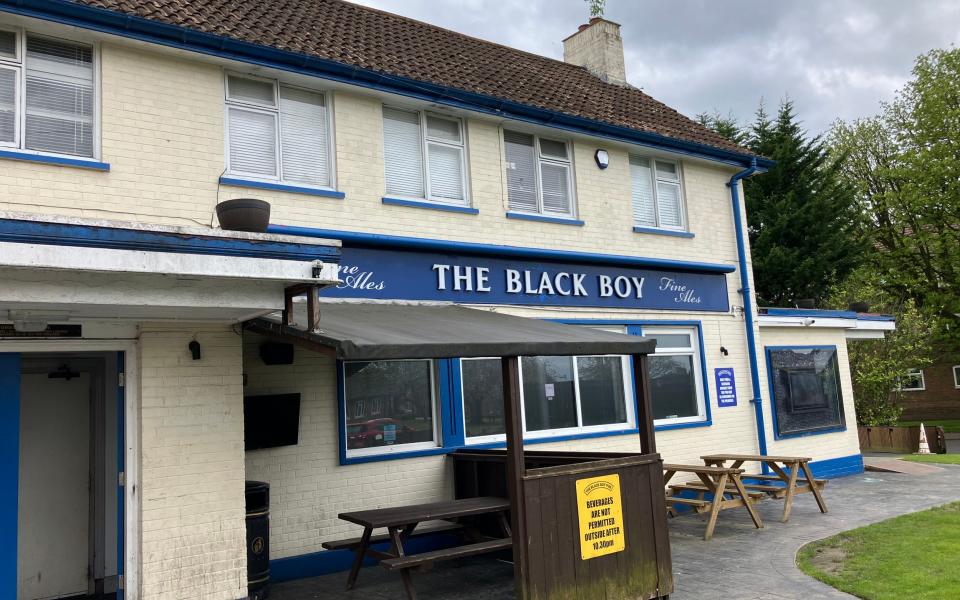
[452,449,672,599]
[858,425,947,454]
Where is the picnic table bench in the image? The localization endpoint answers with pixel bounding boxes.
[663,463,764,540]
[701,454,828,522]
[324,496,512,600]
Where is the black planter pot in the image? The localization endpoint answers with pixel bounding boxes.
[216,199,271,232]
[849,301,870,313]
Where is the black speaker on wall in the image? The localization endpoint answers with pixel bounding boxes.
[259,342,295,365]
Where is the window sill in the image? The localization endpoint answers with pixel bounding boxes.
[382,197,479,215]
[654,419,712,432]
[340,446,449,465]
[773,425,847,440]
[633,226,694,238]
[220,176,345,199]
[0,149,110,171]
[506,211,584,226]
[464,427,640,449]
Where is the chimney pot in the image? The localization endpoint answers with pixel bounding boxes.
[563,18,627,86]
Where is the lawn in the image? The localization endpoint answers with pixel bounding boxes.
[901,453,960,465]
[797,502,960,599]
[898,419,960,433]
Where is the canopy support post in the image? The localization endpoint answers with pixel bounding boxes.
[501,356,528,598]
[633,353,657,455]
[282,283,322,332]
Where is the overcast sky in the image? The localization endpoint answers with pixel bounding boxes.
[353,0,960,136]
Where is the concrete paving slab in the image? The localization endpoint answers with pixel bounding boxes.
[863,456,945,474]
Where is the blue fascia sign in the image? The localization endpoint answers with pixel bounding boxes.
[715,368,738,407]
[322,246,730,312]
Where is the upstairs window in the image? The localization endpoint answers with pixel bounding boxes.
[382,106,467,204]
[225,73,331,187]
[504,130,575,217]
[953,365,960,389]
[0,29,97,158]
[630,156,686,230]
[898,368,925,392]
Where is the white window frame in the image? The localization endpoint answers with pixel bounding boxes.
[644,325,707,426]
[342,359,442,459]
[630,155,688,231]
[899,368,926,392]
[0,26,101,160]
[953,365,960,389]
[382,105,470,206]
[503,129,577,218]
[461,351,636,445]
[224,71,335,189]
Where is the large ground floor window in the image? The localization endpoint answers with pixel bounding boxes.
[461,353,634,443]
[766,346,846,438]
[342,359,439,458]
[643,326,708,426]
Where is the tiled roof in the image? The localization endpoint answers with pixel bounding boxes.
[70,0,754,157]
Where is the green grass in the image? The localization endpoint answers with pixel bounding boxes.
[897,419,960,433]
[901,453,960,465]
[797,502,960,599]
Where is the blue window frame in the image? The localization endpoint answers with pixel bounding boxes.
[765,345,846,439]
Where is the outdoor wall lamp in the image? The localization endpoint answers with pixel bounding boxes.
[594,149,610,169]
[189,339,202,360]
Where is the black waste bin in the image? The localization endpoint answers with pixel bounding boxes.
[246,481,270,600]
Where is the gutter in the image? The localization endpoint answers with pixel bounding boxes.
[727,157,768,457]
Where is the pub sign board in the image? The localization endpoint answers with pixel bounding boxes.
[323,246,731,312]
[575,473,626,560]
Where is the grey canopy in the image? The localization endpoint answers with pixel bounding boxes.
[250,302,656,360]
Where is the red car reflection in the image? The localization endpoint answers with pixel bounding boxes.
[346,418,412,448]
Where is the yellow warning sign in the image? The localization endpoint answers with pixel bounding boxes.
[575,473,626,560]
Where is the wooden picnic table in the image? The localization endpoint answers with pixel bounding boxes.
[663,463,764,540]
[701,454,828,522]
[325,496,512,600]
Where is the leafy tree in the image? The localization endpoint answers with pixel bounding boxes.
[696,110,747,146]
[740,100,866,307]
[829,270,935,425]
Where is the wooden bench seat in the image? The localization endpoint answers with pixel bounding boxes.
[741,473,827,484]
[668,483,766,499]
[322,524,462,551]
[664,496,711,507]
[381,537,512,571]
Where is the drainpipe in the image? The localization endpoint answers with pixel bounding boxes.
[727,157,767,457]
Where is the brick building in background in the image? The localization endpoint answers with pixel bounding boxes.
[0,1,893,599]
[898,358,960,421]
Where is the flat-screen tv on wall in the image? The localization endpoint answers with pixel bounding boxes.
[244,393,301,450]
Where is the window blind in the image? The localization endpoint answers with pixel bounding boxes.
[24,36,94,157]
[383,106,424,198]
[655,161,683,228]
[540,162,571,214]
[279,86,328,186]
[504,130,538,212]
[630,156,656,226]
[228,106,278,177]
[0,67,15,144]
[227,75,275,107]
[0,30,15,60]
[427,142,464,201]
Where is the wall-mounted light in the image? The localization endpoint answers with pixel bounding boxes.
[720,346,729,356]
[189,339,202,360]
[594,149,610,170]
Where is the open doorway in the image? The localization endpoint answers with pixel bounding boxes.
[18,353,121,600]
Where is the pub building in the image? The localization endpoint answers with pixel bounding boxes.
[0,1,894,599]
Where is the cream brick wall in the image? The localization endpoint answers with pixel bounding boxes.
[758,326,862,461]
[139,324,247,599]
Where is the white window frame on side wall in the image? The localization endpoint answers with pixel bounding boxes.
[341,358,442,459]
[223,71,336,190]
[643,325,707,426]
[629,155,688,232]
[382,105,470,206]
[899,368,926,392]
[0,26,102,161]
[503,128,577,218]
[953,365,960,389]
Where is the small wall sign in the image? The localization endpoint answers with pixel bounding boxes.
[575,473,625,560]
[715,368,737,407]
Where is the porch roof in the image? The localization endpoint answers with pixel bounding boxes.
[249,302,656,360]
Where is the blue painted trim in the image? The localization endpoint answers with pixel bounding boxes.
[0,353,19,599]
[0,0,772,171]
[632,226,695,239]
[336,362,348,466]
[728,159,768,461]
[505,212,585,226]
[0,148,110,171]
[0,217,340,262]
[268,224,736,274]
[760,307,896,322]
[116,352,125,600]
[807,454,864,478]
[764,345,847,440]
[270,531,463,582]
[219,176,345,199]
[447,359,466,447]
[382,197,479,215]
[654,419,712,432]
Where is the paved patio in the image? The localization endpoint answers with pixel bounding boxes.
[271,463,960,600]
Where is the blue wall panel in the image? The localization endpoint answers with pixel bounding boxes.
[0,353,19,599]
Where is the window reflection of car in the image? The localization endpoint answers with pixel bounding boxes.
[346,418,411,448]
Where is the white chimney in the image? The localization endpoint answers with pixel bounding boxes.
[563,17,627,86]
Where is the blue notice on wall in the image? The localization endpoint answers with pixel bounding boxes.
[714,368,738,407]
